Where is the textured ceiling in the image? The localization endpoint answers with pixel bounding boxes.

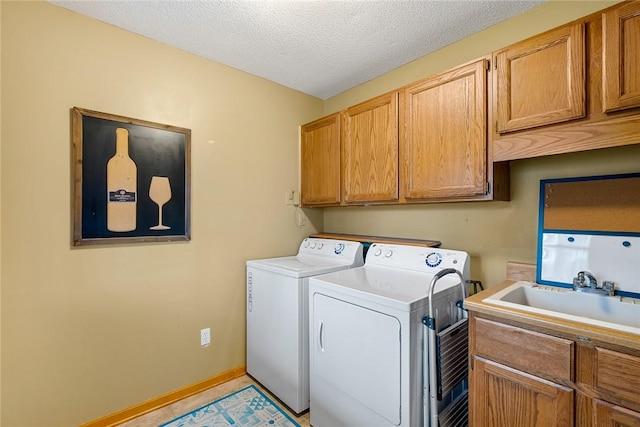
[49,0,546,100]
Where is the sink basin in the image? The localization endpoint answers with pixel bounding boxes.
[483,281,640,335]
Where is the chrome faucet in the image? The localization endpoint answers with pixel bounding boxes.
[572,271,615,296]
[573,271,597,289]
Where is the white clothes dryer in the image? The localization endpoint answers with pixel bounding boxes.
[308,243,470,427]
[246,237,364,413]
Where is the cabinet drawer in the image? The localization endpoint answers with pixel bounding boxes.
[594,399,640,426]
[474,317,574,381]
[595,347,640,407]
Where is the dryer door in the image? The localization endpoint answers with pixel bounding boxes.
[312,293,401,425]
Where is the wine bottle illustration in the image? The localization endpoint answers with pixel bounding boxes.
[107,128,137,232]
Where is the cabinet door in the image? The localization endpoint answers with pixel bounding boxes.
[471,356,574,427]
[494,23,586,133]
[300,113,341,206]
[603,1,640,112]
[402,59,488,199]
[594,399,640,426]
[343,92,398,203]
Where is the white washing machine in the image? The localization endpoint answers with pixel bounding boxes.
[309,243,470,427]
[246,237,364,413]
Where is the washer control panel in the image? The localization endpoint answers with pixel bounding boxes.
[299,238,363,261]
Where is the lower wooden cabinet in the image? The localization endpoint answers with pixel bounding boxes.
[593,399,640,426]
[471,356,574,426]
[576,344,640,427]
[468,311,640,427]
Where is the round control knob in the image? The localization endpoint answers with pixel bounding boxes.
[303,241,310,248]
[310,242,316,249]
[374,249,382,256]
[425,252,442,267]
[317,243,323,249]
[334,243,345,254]
[385,250,393,258]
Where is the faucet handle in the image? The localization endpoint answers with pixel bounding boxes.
[602,281,615,296]
[573,272,586,289]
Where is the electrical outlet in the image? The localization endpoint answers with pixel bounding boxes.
[200,328,211,346]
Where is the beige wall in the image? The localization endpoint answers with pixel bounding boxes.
[322,0,640,288]
[1,2,322,426]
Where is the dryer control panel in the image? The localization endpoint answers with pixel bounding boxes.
[366,243,470,280]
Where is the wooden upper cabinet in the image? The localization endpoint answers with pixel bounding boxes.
[402,58,488,200]
[300,113,341,206]
[492,2,640,162]
[494,23,586,133]
[603,1,640,112]
[342,92,399,204]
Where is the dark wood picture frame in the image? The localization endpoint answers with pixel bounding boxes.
[72,107,191,246]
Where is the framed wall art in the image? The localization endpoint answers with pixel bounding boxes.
[72,107,191,246]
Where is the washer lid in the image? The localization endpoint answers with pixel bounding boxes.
[309,265,464,311]
[247,255,359,278]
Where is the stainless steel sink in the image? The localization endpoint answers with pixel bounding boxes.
[483,281,640,335]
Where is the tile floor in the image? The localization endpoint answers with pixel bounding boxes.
[118,375,311,426]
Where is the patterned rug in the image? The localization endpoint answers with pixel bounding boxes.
[159,385,300,427]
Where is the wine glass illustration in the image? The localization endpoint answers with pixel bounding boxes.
[149,176,171,230]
